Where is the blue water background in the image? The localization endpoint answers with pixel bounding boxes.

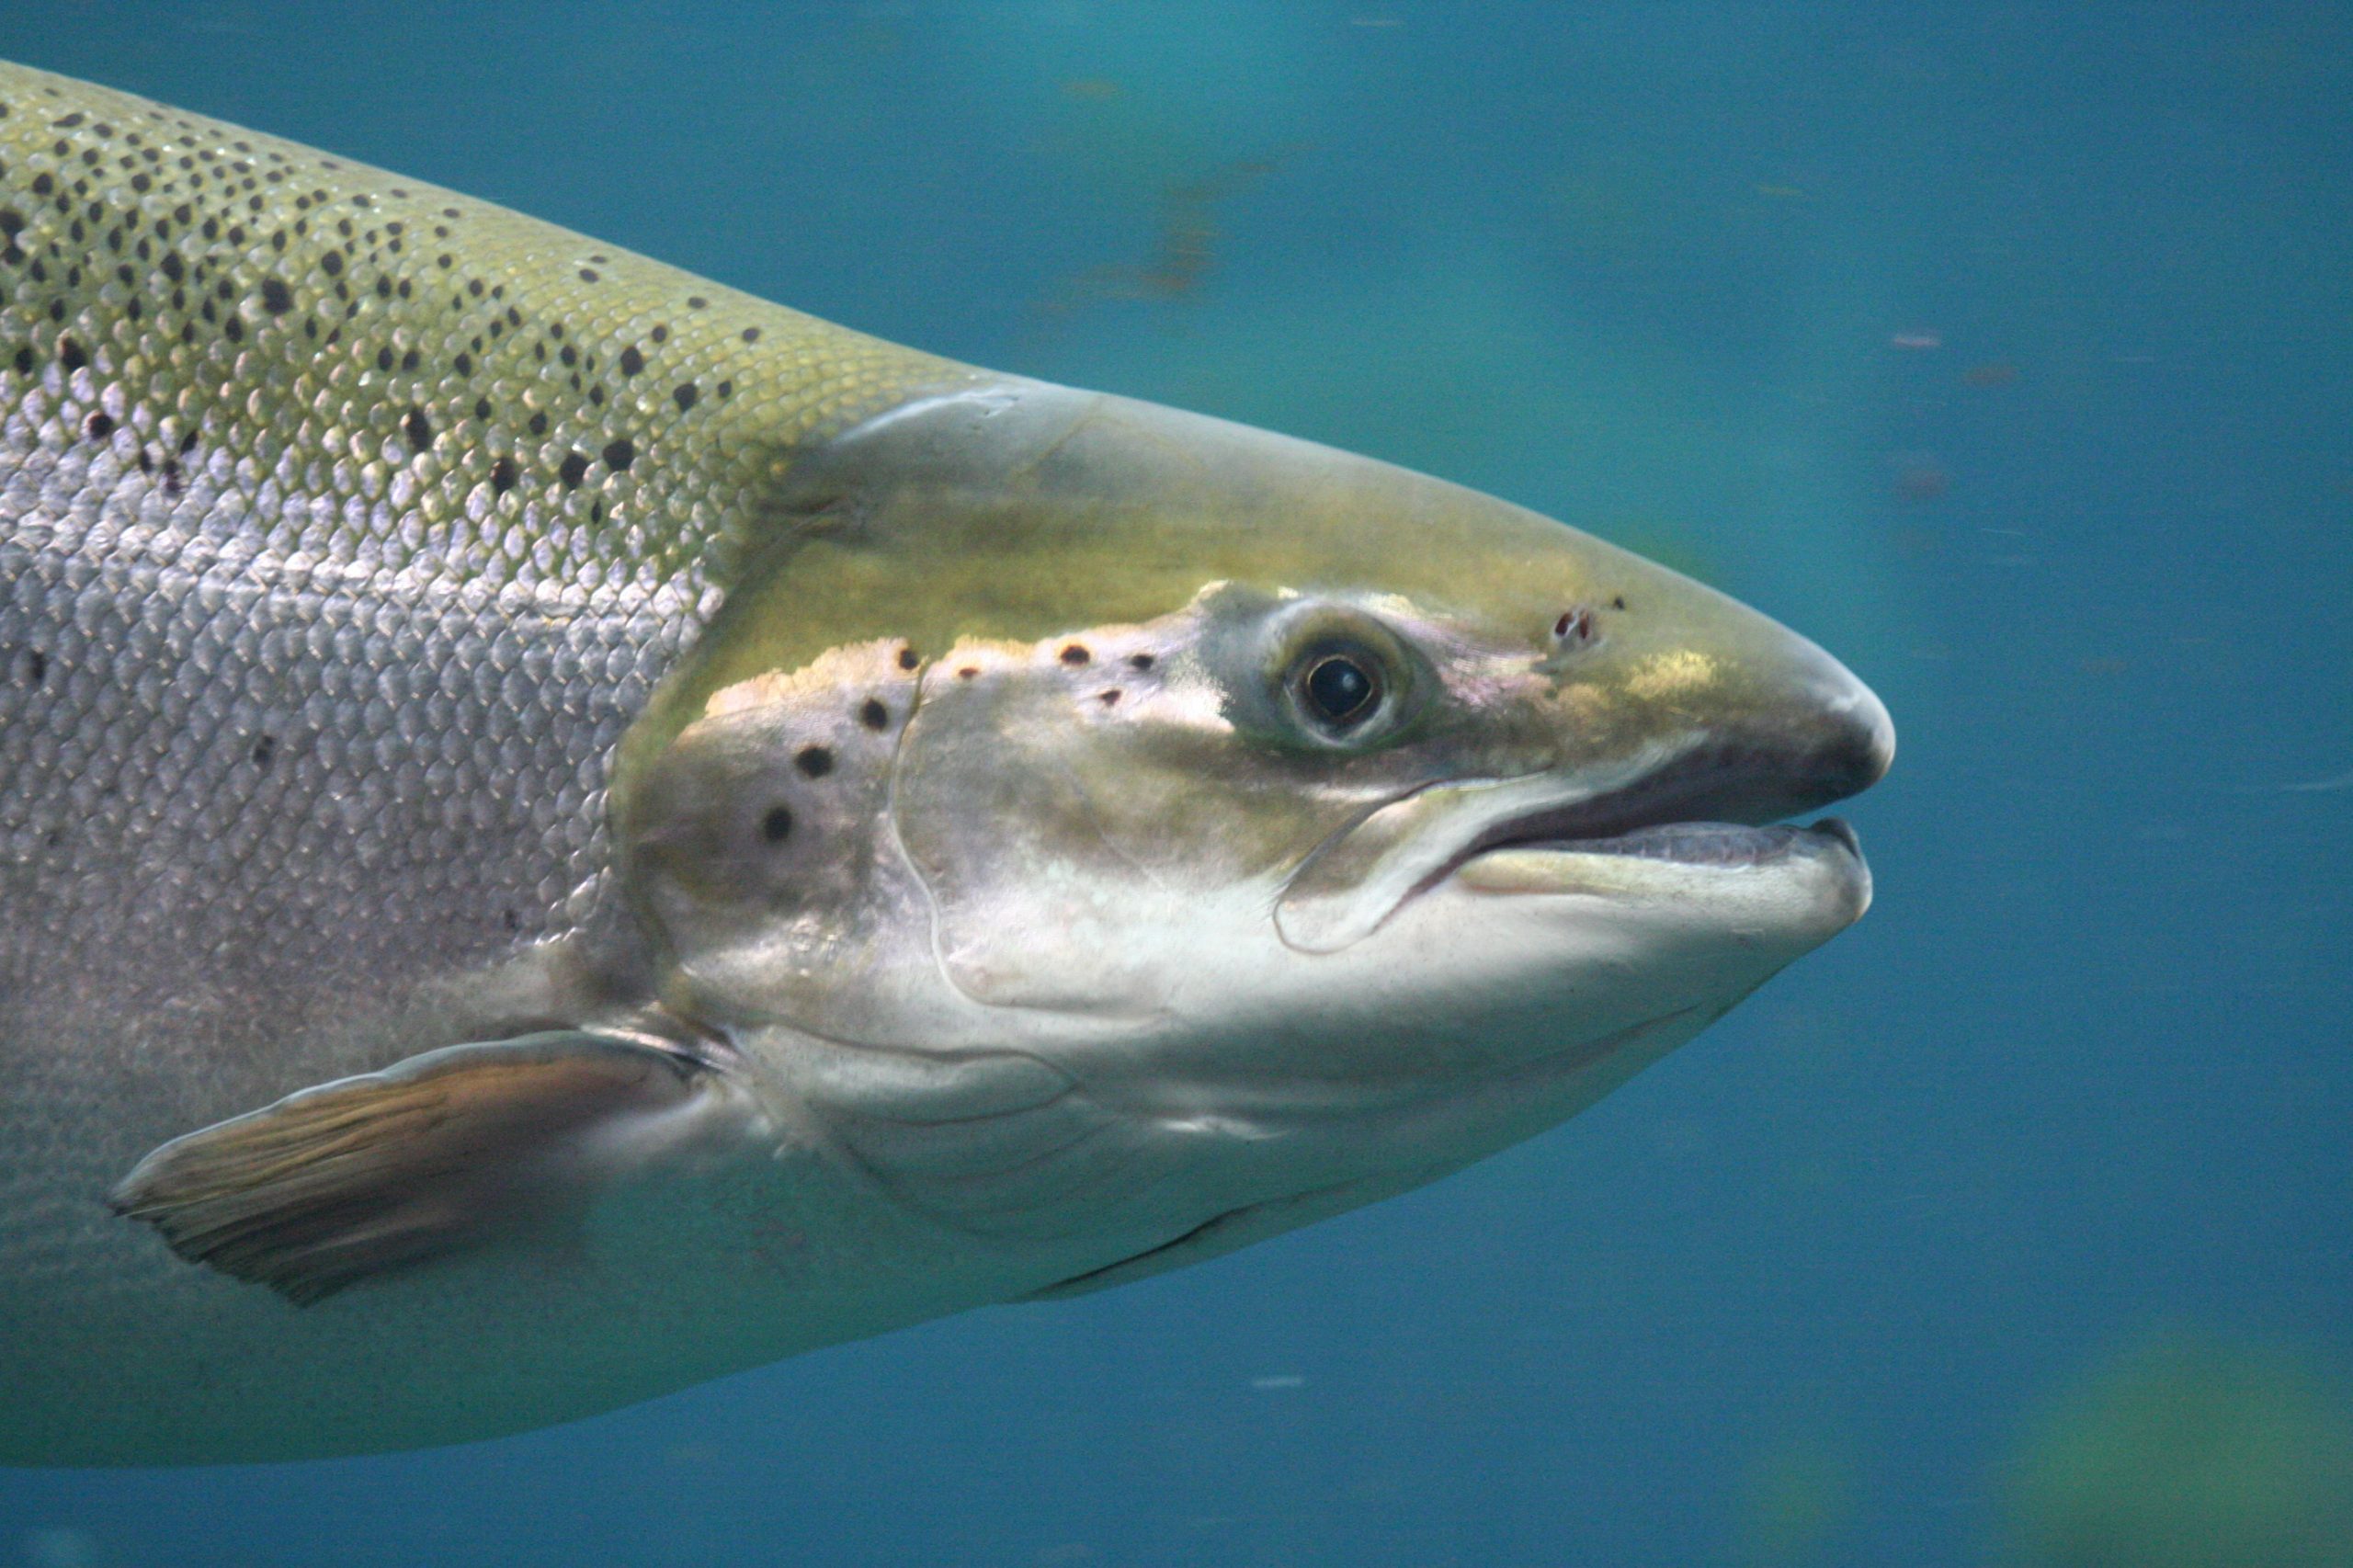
[2,5,2347,1564]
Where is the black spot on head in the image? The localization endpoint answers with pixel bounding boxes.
[0,207,21,239]
[687,294,708,309]
[529,411,549,436]
[578,267,599,283]
[601,437,634,472]
[673,382,699,412]
[490,456,518,494]
[403,406,433,452]
[897,645,921,670]
[558,451,588,488]
[740,325,761,344]
[453,351,472,375]
[259,277,293,313]
[957,665,980,679]
[858,699,889,730]
[1611,595,1628,611]
[1098,689,1121,706]
[760,804,794,844]
[795,744,834,778]
[1060,643,1091,665]
[618,345,643,376]
[716,379,733,399]
[474,396,493,421]
[376,346,394,371]
[1127,652,1155,671]
[320,249,343,276]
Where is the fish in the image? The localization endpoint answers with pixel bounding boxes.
[0,59,1892,1465]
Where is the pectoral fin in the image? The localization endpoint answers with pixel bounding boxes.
[110,1031,760,1305]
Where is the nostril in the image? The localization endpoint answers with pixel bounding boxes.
[1552,608,1597,649]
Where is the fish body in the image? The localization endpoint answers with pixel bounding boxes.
[0,61,1891,1465]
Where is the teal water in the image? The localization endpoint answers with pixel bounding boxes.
[3,5,2347,1564]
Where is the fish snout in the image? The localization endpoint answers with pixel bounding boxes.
[1549,595,1894,835]
[1756,642,1894,815]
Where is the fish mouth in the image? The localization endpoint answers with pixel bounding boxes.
[1439,739,1874,883]
[1276,722,1887,953]
[1458,814,1862,876]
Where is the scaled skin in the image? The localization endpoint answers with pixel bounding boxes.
[0,62,1890,1464]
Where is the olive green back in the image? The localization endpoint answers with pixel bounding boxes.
[0,58,974,593]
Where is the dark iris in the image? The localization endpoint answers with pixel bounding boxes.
[1303,653,1379,729]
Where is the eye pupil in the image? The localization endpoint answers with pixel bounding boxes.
[1304,654,1377,727]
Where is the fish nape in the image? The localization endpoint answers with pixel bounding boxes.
[0,57,1891,1466]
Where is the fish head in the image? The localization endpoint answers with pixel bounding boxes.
[615,383,1891,1210]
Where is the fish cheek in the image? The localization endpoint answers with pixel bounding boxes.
[892,660,1302,1014]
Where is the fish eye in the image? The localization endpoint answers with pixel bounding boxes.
[1286,642,1392,739]
[1302,653,1380,729]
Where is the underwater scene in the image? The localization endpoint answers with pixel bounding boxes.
[0,3,2347,1564]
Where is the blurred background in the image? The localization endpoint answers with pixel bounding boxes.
[1,4,2347,1564]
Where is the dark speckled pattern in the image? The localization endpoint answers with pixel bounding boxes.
[0,59,981,1462]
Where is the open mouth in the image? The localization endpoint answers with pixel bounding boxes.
[1278,726,1887,952]
[1447,740,1872,880]
[1468,815,1861,870]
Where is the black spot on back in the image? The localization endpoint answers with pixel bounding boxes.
[403,406,433,452]
[601,437,634,472]
[673,382,698,412]
[795,745,834,778]
[259,277,292,313]
[858,699,889,730]
[760,805,793,844]
[558,451,588,488]
[618,346,643,376]
[489,456,518,494]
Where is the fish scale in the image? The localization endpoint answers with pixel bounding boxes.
[0,57,967,1017]
[0,60,973,1456]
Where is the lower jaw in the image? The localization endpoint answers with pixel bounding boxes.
[1452,817,1862,895]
